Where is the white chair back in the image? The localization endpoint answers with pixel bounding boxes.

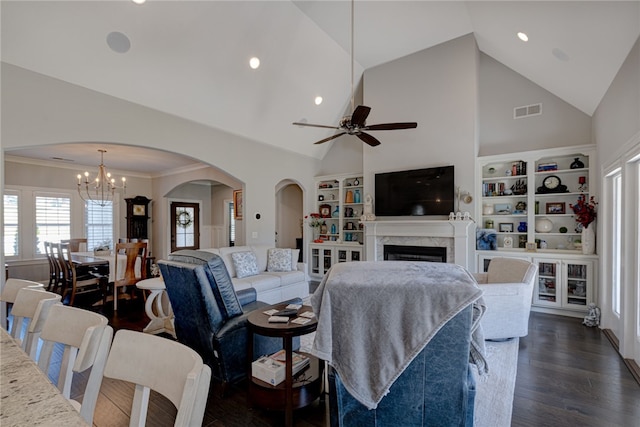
[37,304,112,425]
[9,287,61,356]
[104,329,211,427]
[0,278,45,330]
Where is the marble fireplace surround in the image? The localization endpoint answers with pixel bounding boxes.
[363,220,475,269]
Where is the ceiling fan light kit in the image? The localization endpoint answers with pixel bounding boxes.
[292,0,417,147]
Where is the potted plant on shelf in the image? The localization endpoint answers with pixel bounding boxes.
[305,213,323,243]
[570,195,597,255]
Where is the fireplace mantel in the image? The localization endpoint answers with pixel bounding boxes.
[362,220,475,269]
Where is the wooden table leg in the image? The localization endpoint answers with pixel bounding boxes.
[284,336,293,427]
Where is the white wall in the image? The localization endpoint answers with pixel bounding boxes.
[479,53,592,156]
[1,63,322,262]
[362,34,480,218]
[593,36,640,166]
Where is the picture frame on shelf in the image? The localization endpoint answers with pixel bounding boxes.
[494,203,512,214]
[546,202,566,214]
[233,190,243,220]
[499,223,514,232]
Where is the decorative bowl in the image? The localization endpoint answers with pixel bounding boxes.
[535,218,553,233]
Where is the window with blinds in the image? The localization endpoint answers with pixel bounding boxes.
[35,194,71,254]
[85,202,113,250]
[3,193,19,257]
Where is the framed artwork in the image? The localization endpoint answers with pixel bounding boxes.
[499,223,514,232]
[494,203,512,214]
[233,190,243,220]
[546,202,565,214]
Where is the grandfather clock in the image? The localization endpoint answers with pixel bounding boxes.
[125,196,151,241]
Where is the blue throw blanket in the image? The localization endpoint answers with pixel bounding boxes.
[311,261,485,409]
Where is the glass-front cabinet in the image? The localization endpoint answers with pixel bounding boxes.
[309,244,363,279]
[533,258,594,311]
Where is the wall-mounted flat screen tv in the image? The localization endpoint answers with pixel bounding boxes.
[374,165,455,216]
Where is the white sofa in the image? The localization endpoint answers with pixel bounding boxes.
[200,245,309,304]
[472,257,537,340]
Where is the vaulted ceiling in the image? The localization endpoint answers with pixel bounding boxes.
[2,1,639,170]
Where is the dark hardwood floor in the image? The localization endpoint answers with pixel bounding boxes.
[64,299,639,426]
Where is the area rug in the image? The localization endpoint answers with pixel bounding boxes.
[299,333,518,427]
[473,338,519,427]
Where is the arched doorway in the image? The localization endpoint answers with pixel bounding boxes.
[275,180,303,259]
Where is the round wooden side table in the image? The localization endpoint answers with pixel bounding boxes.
[247,304,323,427]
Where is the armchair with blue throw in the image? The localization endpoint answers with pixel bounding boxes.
[158,250,298,390]
[311,261,485,427]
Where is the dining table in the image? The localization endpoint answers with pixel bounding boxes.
[0,328,88,426]
[73,251,142,283]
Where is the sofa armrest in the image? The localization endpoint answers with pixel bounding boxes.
[478,281,533,297]
[237,288,257,306]
[471,272,488,284]
[296,262,309,281]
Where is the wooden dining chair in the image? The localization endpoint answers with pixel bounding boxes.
[44,241,62,291]
[112,242,147,311]
[62,238,88,253]
[37,304,112,425]
[59,242,106,307]
[103,329,211,426]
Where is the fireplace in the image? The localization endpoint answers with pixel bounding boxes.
[362,219,474,269]
[384,245,447,263]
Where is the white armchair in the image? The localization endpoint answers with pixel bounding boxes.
[472,257,537,340]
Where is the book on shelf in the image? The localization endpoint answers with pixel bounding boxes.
[251,350,310,386]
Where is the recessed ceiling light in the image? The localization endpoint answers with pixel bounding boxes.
[517,32,529,42]
[314,96,323,106]
[131,0,146,4]
[249,57,260,69]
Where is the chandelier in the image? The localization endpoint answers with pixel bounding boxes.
[77,149,126,207]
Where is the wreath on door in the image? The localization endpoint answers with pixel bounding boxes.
[177,211,193,228]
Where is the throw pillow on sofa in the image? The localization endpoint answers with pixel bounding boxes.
[231,251,259,278]
[267,248,292,272]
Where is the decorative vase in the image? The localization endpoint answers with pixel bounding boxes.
[330,223,337,235]
[345,190,354,203]
[570,157,585,169]
[354,189,361,204]
[582,221,596,255]
[535,218,553,233]
[332,206,340,218]
[518,222,527,232]
[312,227,320,241]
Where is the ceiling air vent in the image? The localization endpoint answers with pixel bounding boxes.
[514,103,542,119]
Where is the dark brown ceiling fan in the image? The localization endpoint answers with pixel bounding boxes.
[292,0,417,147]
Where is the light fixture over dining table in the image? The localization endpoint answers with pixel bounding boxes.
[77,149,126,207]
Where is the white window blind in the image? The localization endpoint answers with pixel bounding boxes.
[3,193,19,257]
[35,194,71,255]
[85,202,113,250]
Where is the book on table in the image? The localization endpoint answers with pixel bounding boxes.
[251,350,310,386]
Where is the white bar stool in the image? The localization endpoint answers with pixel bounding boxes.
[136,277,176,338]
